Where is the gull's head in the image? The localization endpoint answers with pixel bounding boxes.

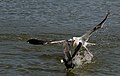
[73,37,77,40]
[73,37,82,47]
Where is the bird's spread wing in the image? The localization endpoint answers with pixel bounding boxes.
[27,38,74,45]
[71,42,82,59]
[63,40,72,61]
[50,40,66,44]
[81,11,110,41]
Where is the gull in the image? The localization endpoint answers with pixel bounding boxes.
[27,11,110,71]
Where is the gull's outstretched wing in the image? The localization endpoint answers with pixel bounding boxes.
[63,40,72,61]
[71,42,82,59]
[27,39,73,45]
[81,11,110,41]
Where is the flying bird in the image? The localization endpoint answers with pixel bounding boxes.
[27,11,110,71]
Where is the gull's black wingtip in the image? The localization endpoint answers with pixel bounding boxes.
[107,10,110,17]
[107,10,110,15]
[27,39,46,45]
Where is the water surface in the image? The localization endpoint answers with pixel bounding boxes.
[0,0,120,76]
